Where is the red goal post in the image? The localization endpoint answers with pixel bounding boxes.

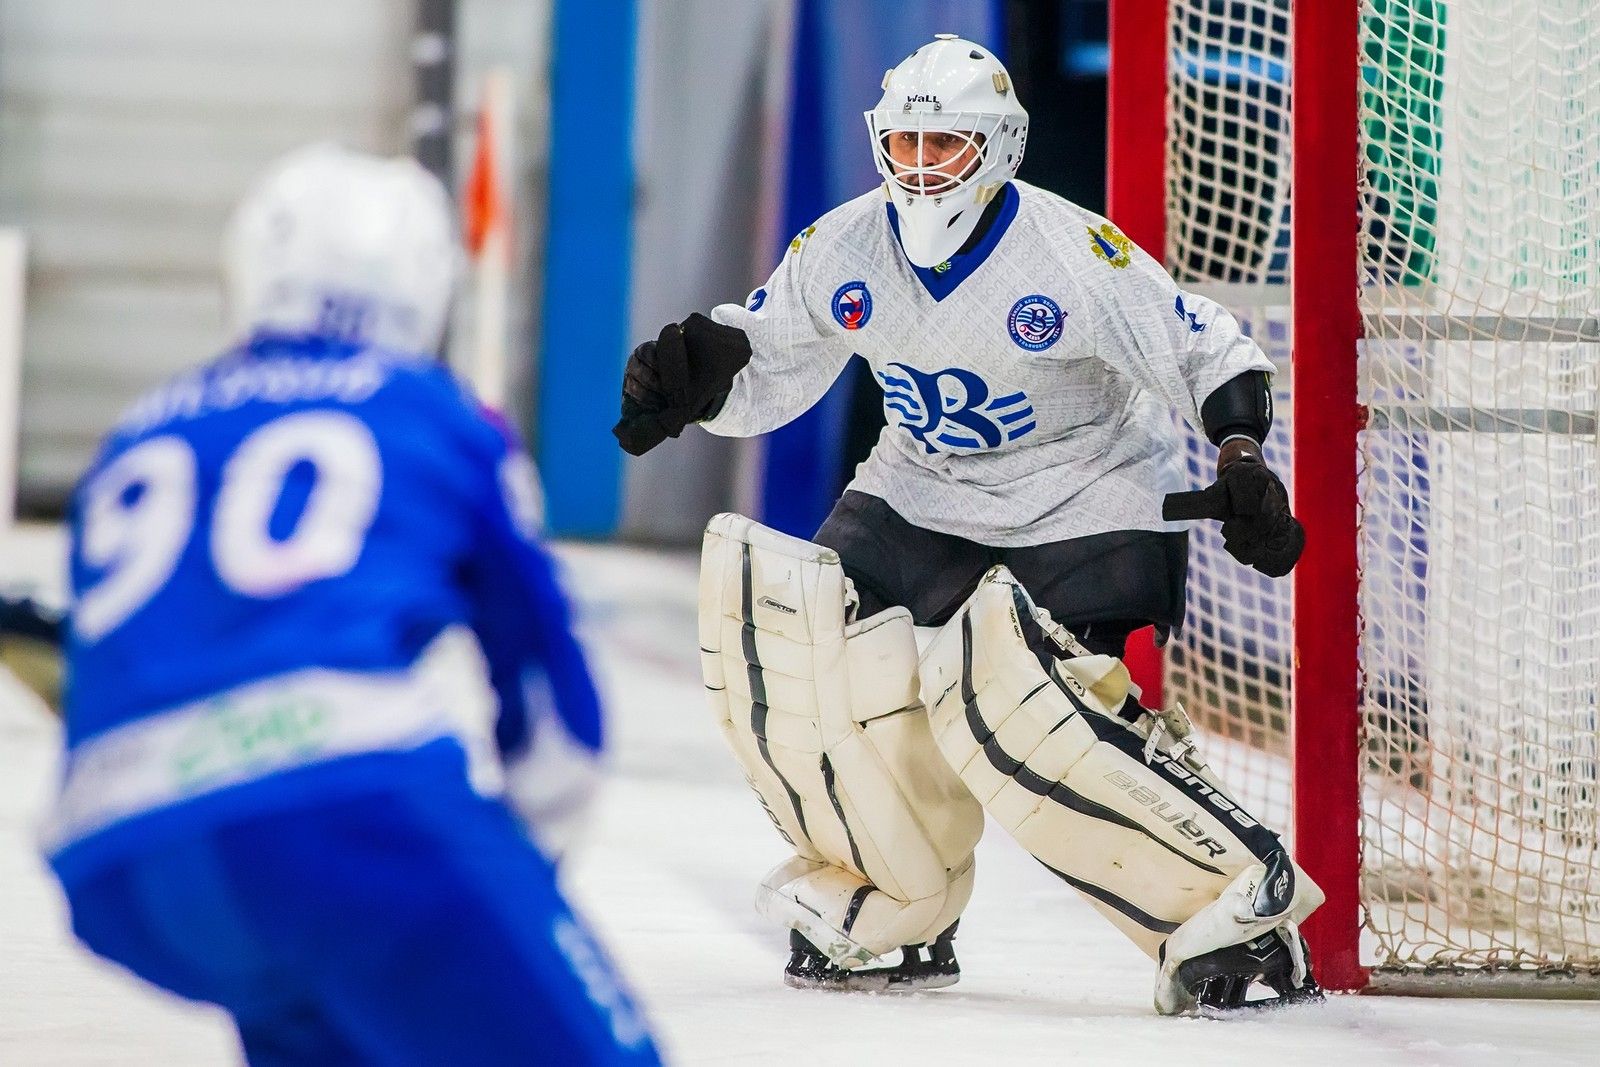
[1109,0,1365,995]
[1109,0,1600,997]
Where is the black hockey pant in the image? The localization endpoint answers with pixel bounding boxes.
[814,490,1187,660]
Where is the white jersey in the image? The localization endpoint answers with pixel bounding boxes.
[702,179,1272,547]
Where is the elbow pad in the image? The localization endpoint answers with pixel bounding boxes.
[1201,370,1273,447]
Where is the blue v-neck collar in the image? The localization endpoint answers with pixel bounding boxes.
[886,182,1020,303]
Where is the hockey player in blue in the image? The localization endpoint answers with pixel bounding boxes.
[44,146,662,1066]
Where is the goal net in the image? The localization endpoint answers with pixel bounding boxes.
[1140,0,1600,991]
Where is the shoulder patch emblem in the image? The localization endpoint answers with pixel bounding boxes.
[1088,223,1133,269]
[831,281,873,330]
[746,287,767,312]
[789,225,816,253]
[1008,294,1065,352]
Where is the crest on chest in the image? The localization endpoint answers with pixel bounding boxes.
[876,362,1037,455]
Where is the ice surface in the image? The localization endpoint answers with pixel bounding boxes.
[1,529,1594,1065]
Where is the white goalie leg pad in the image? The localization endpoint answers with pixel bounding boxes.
[919,566,1323,1007]
[699,513,984,964]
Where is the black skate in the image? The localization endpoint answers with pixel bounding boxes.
[1172,929,1324,1016]
[783,922,960,992]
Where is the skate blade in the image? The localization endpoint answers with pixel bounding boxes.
[783,970,960,993]
[1196,984,1325,1019]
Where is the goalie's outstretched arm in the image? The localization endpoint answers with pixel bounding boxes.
[613,220,853,455]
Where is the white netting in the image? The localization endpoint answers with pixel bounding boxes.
[1161,0,1600,980]
[1357,0,1600,975]
[1164,0,1295,837]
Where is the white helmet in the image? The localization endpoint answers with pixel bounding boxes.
[866,36,1028,268]
[223,144,459,353]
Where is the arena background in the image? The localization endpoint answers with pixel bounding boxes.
[0,0,1108,542]
[5,2,1597,1063]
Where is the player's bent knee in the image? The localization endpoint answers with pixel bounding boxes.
[699,513,983,961]
[919,566,1323,1003]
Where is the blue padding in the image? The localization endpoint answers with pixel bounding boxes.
[537,0,638,537]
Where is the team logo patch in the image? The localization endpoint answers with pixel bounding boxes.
[831,281,873,330]
[746,287,767,312]
[1088,223,1133,269]
[876,363,1036,454]
[1007,294,1065,352]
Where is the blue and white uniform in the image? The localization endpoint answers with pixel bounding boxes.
[49,333,660,1067]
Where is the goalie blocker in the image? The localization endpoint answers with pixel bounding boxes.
[699,514,1322,1013]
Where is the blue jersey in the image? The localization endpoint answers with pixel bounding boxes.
[55,333,599,851]
[48,334,659,1064]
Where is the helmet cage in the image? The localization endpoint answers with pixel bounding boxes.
[866,109,1013,202]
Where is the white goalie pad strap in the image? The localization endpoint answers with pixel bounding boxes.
[699,513,983,960]
[919,566,1323,963]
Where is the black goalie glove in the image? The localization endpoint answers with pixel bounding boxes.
[1162,452,1305,578]
[612,312,752,457]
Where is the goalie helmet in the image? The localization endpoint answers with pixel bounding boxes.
[223,144,459,354]
[865,35,1028,268]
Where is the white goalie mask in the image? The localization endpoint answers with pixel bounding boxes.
[866,35,1028,268]
[223,144,459,353]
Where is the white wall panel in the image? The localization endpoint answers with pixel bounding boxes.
[0,0,414,507]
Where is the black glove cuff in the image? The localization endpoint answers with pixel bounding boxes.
[696,390,730,423]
